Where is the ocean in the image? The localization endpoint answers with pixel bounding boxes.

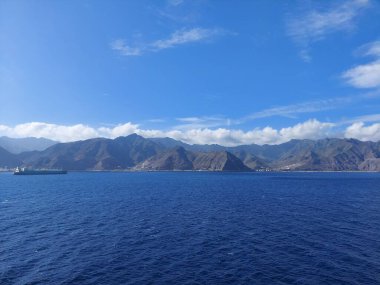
[1,172,379,284]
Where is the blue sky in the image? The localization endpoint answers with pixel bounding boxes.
[1,0,380,145]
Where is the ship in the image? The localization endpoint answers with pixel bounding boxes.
[14,167,67,175]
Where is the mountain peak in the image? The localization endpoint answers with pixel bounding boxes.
[1,137,379,171]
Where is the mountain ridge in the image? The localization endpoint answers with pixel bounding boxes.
[0,136,57,154]
[1,134,379,171]
[135,146,250,171]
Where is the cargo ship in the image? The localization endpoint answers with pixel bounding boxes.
[14,167,67,175]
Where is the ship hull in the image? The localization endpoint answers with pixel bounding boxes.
[14,170,67,175]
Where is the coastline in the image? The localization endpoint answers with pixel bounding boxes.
[3,169,380,173]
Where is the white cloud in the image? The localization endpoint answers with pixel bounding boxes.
[0,122,139,143]
[279,119,335,140]
[98,122,139,138]
[342,41,380,88]
[4,119,380,146]
[343,60,380,88]
[0,119,337,146]
[344,122,380,141]
[111,27,225,56]
[150,119,334,146]
[162,127,280,146]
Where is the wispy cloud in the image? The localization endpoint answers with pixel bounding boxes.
[287,0,370,61]
[242,97,353,121]
[356,40,380,57]
[111,27,226,56]
[146,118,167,124]
[353,113,380,123]
[152,28,223,50]
[110,39,142,56]
[167,0,184,7]
[342,40,380,88]
[339,113,380,125]
[175,116,233,130]
[173,95,374,130]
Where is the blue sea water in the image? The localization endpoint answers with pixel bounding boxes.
[1,172,380,285]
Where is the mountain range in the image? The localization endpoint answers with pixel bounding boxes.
[0,136,57,154]
[0,134,380,171]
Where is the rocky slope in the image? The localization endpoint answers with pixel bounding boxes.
[192,151,250,171]
[149,137,380,171]
[20,134,164,170]
[358,158,380,171]
[135,147,194,170]
[135,146,250,171]
[270,139,380,171]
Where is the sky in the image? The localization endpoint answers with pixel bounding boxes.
[1,0,380,146]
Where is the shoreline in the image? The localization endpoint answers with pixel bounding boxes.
[2,170,380,173]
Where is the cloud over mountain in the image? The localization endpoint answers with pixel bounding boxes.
[2,119,375,146]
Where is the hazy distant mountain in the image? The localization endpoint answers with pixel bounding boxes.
[0,146,21,168]
[0,136,57,154]
[21,134,164,170]
[231,151,269,170]
[135,146,250,171]
[0,134,378,171]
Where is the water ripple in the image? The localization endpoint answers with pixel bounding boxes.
[0,172,380,284]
